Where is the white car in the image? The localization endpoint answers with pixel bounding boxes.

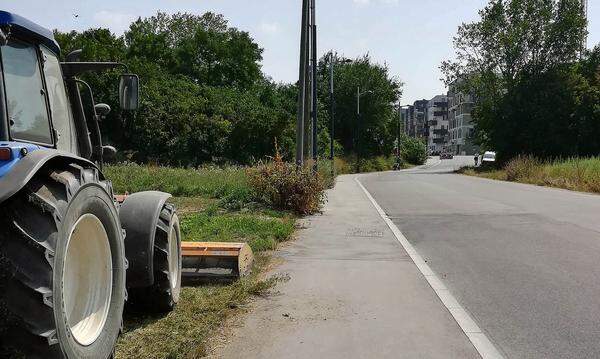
[480,151,496,167]
[482,151,496,162]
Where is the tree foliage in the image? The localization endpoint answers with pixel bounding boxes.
[442,0,598,161]
[125,12,262,89]
[399,134,428,165]
[317,53,402,158]
[55,12,402,166]
[55,12,296,166]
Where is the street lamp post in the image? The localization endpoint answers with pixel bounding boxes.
[356,87,373,173]
[396,101,402,169]
[329,54,335,177]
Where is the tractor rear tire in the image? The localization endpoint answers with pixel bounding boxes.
[128,205,182,313]
[0,164,126,359]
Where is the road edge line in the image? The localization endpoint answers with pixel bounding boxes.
[354,175,504,359]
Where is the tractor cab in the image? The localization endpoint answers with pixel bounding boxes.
[0,10,138,173]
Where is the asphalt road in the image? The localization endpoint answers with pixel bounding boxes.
[361,156,600,358]
[212,169,480,359]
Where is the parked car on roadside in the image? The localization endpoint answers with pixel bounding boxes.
[480,151,496,167]
[440,152,454,159]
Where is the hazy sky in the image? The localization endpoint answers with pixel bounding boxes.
[4,0,599,103]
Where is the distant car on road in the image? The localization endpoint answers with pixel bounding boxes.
[480,151,496,167]
[440,152,454,159]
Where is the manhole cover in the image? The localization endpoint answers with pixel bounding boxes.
[346,228,384,238]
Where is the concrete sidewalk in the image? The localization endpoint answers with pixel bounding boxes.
[210,174,479,359]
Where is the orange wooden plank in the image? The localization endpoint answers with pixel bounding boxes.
[182,249,240,257]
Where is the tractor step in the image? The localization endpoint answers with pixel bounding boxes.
[181,242,253,282]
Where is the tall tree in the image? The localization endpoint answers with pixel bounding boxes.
[125,12,263,89]
[317,53,402,158]
[442,0,592,160]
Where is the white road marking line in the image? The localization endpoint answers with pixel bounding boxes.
[354,175,505,359]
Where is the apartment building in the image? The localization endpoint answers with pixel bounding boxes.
[448,84,478,155]
[425,95,449,154]
[401,99,428,140]
[413,100,428,139]
[401,106,412,136]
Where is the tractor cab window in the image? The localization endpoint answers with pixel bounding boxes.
[41,46,78,153]
[0,40,52,144]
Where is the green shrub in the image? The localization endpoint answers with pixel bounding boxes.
[400,136,427,165]
[247,154,326,215]
[357,156,394,172]
[333,157,353,174]
[316,160,336,189]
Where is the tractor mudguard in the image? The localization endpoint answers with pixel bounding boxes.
[0,148,100,204]
[119,191,172,288]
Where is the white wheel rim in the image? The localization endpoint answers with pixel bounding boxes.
[63,214,113,346]
[167,214,180,290]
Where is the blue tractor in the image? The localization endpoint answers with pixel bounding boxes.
[0,12,182,358]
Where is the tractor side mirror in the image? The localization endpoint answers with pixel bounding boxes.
[65,49,82,62]
[119,74,139,111]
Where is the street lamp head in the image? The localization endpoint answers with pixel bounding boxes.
[358,89,374,97]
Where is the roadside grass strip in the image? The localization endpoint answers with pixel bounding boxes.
[109,162,298,358]
[116,254,281,358]
[459,156,600,194]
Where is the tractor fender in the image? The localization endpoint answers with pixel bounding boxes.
[0,148,100,204]
[119,191,172,288]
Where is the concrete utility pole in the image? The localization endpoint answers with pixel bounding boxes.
[396,101,402,168]
[303,38,311,160]
[356,86,360,173]
[296,0,309,166]
[329,53,335,177]
[311,0,318,172]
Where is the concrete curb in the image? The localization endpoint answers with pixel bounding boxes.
[355,175,505,359]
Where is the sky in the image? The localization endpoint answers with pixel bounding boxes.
[3,0,599,104]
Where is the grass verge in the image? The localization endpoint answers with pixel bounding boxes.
[180,207,295,252]
[116,254,285,358]
[104,163,250,199]
[458,156,600,194]
[107,164,297,358]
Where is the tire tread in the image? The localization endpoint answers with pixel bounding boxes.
[0,163,117,358]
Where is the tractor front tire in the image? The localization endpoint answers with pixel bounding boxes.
[128,205,182,313]
[0,164,126,359]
